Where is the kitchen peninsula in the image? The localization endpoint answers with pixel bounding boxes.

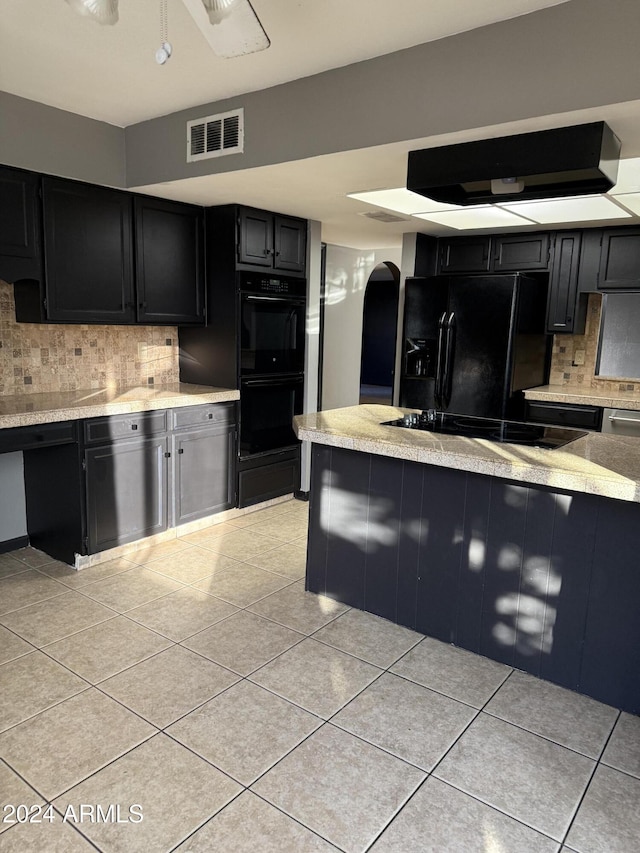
[295,404,640,713]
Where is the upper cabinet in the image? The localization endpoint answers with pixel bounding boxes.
[546,231,585,334]
[238,207,306,275]
[438,233,550,274]
[42,177,135,324]
[597,227,640,290]
[438,236,491,273]
[134,196,204,325]
[0,166,43,283]
[11,172,205,326]
[492,233,551,272]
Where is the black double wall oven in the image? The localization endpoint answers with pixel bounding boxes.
[178,270,306,508]
[237,273,306,506]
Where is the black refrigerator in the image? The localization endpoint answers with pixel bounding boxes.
[399,275,550,420]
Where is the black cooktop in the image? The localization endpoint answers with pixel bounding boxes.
[381,410,587,450]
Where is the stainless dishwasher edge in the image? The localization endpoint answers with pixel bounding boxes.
[601,407,640,436]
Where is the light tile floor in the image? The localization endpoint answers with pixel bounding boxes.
[0,497,639,852]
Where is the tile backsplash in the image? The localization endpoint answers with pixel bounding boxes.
[548,291,638,392]
[0,280,179,396]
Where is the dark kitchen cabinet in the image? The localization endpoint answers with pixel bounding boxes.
[238,206,306,275]
[597,227,640,290]
[492,233,550,271]
[0,166,42,283]
[439,236,491,273]
[11,169,206,326]
[82,403,237,554]
[525,400,603,430]
[546,231,585,333]
[42,177,136,324]
[438,233,550,274]
[83,410,170,552]
[171,403,236,525]
[134,196,204,324]
[85,436,169,553]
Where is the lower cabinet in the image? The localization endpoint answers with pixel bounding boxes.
[85,435,169,553]
[83,403,236,555]
[171,405,236,526]
[14,402,238,563]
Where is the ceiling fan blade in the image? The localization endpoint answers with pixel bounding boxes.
[182,0,270,58]
[65,0,119,25]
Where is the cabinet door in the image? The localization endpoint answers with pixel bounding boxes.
[274,215,306,273]
[546,232,582,333]
[0,166,42,283]
[238,208,273,267]
[493,233,550,271]
[439,237,491,273]
[134,196,204,325]
[85,436,168,553]
[173,424,236,525]
[598,227,640,289]
[42,177,135,323]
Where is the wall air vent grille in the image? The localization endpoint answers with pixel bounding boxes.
[187,108,244,162]
[360,211,408,223]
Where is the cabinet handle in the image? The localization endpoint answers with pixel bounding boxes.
[178,448,184,454]
[131,424,138,430]
[208,413,213,419]
[164,451,171,458]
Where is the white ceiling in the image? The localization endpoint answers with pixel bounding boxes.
[1,0,570,126]
[6,0,640,250]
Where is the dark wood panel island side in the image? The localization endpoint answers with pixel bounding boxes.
[296,405,640,714]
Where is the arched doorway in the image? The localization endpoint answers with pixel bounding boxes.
[359,261,400,405]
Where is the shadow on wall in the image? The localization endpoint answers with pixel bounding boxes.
[321,246,402,412]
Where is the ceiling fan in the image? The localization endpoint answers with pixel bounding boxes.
[64,0,270,58]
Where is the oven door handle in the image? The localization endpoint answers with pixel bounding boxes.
[608,414,640,424]
[242,376,305,387]
[243,295,305,304]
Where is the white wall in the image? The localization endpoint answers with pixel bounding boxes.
[321,244,402,411]
[299,220,322,492]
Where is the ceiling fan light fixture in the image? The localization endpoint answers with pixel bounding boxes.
[65,0,119,25]
[202,0,240,26]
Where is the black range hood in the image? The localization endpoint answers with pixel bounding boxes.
[407,122,621,206]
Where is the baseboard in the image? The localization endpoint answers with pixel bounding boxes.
[0,535,29,555]
[294,490,309,501]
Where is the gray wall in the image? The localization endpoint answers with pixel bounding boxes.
[125,0,640,186]
[0,91,126,187]
[4,0,640,192]
[0,453,27,542]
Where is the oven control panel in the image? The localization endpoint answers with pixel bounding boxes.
[239,271,307,298]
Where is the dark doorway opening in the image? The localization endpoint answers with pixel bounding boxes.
[359,262,400,405]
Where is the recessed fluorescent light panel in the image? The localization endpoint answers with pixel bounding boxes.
[501,195,631,224]
[347,188,461,214]
[413,206,534,230]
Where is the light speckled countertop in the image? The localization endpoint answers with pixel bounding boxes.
[524,384,640,411]
[294,404,640,504]
[0,383,239,429]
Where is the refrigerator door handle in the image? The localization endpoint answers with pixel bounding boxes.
[434,311,447,408]
[442,312,456,408]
